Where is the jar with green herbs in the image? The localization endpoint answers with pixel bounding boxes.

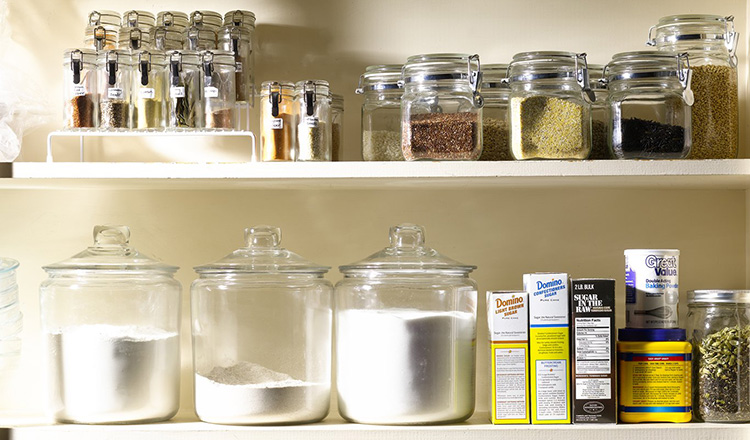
[295,80,332,161]
[508,51,594,160]
[133,50,168,130]
[96,50,133,129]
[201,50,236,130]
[479,64,510,161]
[687,290,750,423]
[166,50,203,129]
[648,15,738,159]
[356,64,404,161]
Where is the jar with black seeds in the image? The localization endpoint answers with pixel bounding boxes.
[96,50,133,129]
[687,290,750,423]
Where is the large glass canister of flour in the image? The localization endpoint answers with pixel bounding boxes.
[356,64,404,161]
[647,15,738,159]
[39,225,181,424]
[507,51,594,160]
[192,226,332,425]
[479,63,511,161]
[336,224,478,425]
[401,53,483,160]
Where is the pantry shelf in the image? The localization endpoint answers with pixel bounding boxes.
[6,159,750,190]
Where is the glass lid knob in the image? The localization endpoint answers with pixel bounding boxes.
[244,225,281,248]
[389,224,425,249]
[93,225,130,246]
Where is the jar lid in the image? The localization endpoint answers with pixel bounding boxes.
[135,50,167,66]
[688,290,750,304]
[166,50,201,66]
[43,225,177,273]
[96,50,134,66]
[190,10,223,31]
[63,48,98,65]
[587,64,606,89]
[218,24,251,41]
[183,26,218,50]
[152,27,183,51]
[194,226,330,274]
[648,14,736,54]
[618,328,686,342]
[122,10,156,29]
[201,49,236,67]
[83,24,119,46]
[339,224,476,275]
[355,64,403,94]
[403,53,480,83]
[156,11,189,30]
[481,63,510,89]
[261,81,296,96]
[224,10,256,28]
[295,80,331,96]
[88,10,120,27]
[0,259,18,274]
[117,27,153,50]
[331,93,344,110]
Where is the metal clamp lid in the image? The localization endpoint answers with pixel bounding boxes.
[677,52,694,105]
[169,51,182,86]
[303,81,317,116]
[575,53,596,102]
[138,51,152,86]
[467,54,483,107]
[647,15,738,58]
[105,51,119,86]
[70,49,83,85]
[202,51,215,86]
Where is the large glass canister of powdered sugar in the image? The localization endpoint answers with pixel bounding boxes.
[39,225,181,424]
[336,224,478,425]
[191,225,333,425]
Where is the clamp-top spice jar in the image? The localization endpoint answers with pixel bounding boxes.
[356,64,404,161]
[647,15,738,159]
[401,53,483,160]
[479,63,511,161]
[221,10,256,104]
[201,50,236,129]
[84,10,119,51]
[508,52,594,160]
[260,81,296,161]
[63,49,98,129]
[605,51,693,159]
[97,50,133,129]
[166,50,203,128]
[133,50,168,130]
[295,80,332,161]
[153,12,187,51]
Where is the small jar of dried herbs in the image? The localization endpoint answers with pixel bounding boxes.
[401,53,483,161]
[480,63,511,161]
[295,80,332,161]
[166,50,203,129]
[96,50,134,130]
[63,48,98,129]
[688,290,750,423]
[356,64,403,161]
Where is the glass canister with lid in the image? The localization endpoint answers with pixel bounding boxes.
[647,15,738,159]
[260,81,297,161]
[335,224,478,424]
[202,50,237,129]
[295,80,332,161]
[221,10,256,105]
[331,94,344,161]
[166,50,203,128]
[133,50,168,130]
[508,51,594,160]
[119,10,155,50]
[479,63,511,161]
[605,51,693,159]
[356,64,404,161]
[63,49,98,129]
[401,53,483,161]
[588,64,610,159]
[84,10,119,51]
[97,50,133,129]
[39,225,181,424]
[190,10,223,34]
[687,290,750,422]
[192,225,332,425]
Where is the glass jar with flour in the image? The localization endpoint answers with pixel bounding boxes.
[39,225,181,424]
[191,225,333,425]
[336,224,478,424]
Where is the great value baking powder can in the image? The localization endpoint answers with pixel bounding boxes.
[624,249,679,328]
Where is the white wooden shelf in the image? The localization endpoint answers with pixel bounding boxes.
[5,159,750,190]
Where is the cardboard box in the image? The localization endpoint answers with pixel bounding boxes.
[570,278,616,424]
[524,272,571,424]
[487,290,530,424]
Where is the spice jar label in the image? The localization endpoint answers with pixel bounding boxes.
[204,86,219,98]
[72,85,86,97]
[304,116,319,127]
[170,86,186,98]
[139,88,155,99]
[270,118,284,130]
[107,88,124,99]
[235,62,243,73]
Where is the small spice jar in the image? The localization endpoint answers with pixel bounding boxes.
[479,63,511,161]
[39,225,181,424]
[355,64,404,161]
[221,10,256,105]
[133,50,168,130]
[687,290,750,422]
[295,80,332,161]
[63,49,98,129]
[191,225,332,425]
[508,51,594,160]
[153,11,188,51]
[331,94,344,161]
[401,53,483,161]
[605,52,693,159]
[618,328,692,423]
[166,50,203,129]
[97,50,133,129]
[84,10,119,51]
[260,81,297,161]
[588,64,610,159]
[648,15,739,159]
[335,224,477,424]
[202,50,237,130]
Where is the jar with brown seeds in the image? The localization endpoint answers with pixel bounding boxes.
[63,49,98,129]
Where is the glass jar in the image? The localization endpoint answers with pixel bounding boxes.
[0,258,21,360]
[605,52,693,159]
[192,225,332,425]
[218,25,253,104]
[118,27,151,51]
[588,64,610,159]
[295,80,332,161]
[260,81,297,161]
[183,26,218,51]
[122,10,156,32]
[63,49,98,129]
[153,27,182,51]
[331,94,344,161]
[88,10,120,27]
[202,50,237,129]
[648,15,738,159]
[39,225,181,424]
[133,50,168,130]
[356,64,403,161]
[508,51,594,160]
[401,53,483,161]
[190,10,223,34]
[222,10,256,105]
[336,224,478,425]
[156,11,189,31]
[687,290,750,422]
[84,11,119,51]
[166,50,203,129]
[97,50,133,129]
[479,63,511,161]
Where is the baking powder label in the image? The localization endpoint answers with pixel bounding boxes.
[139,88,155,99]
[72,85,86,97]
[625,250,679,328]
[170,86,186,98]
[107,88,124,99]
[204,86,219,98]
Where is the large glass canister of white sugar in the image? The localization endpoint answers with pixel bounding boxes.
[39,225,181,424]
[335,224,478,425]
[191,225,333,425]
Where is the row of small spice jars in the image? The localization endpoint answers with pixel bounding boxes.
[40,224,476,425]
[85,9,255,104]
[259,80,344,161]
[63,49,238,130]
